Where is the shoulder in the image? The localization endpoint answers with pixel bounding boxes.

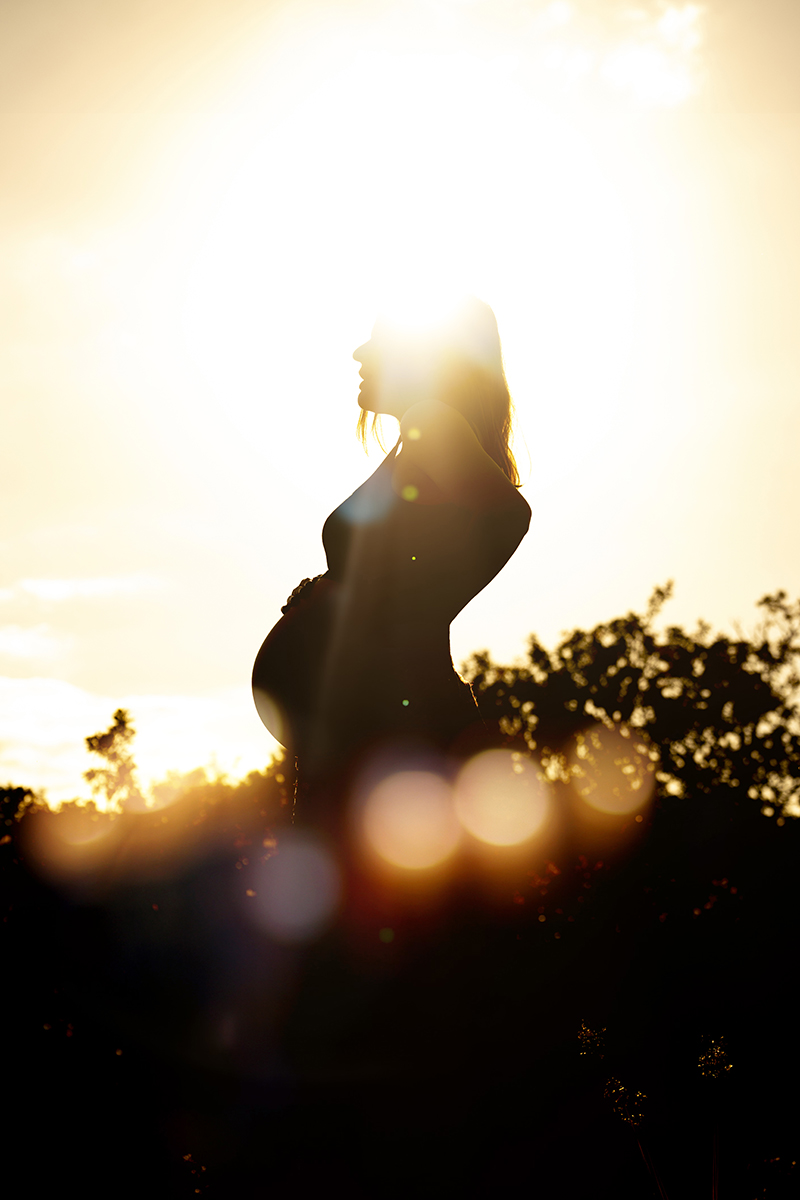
[400,399,531,522]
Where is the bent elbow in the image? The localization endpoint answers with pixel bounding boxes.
[510,491,532,538]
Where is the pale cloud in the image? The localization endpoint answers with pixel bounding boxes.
[524,1,707,106]
[657,5,704,52]
[0,624,66,659]
[19,575,162,602]
[602,42,694,105]
[0,676,280,804]
[538,1,573,29]
[600,5,705,106]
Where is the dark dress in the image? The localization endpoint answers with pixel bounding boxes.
[253,439,530,829]
[249,441,532,1107]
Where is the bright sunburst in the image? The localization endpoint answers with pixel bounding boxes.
[174,4,705,472]
[178,48,645,490]
[0,0,712,800]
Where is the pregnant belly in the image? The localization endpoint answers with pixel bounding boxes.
[253,584,481,764]
[252,578,338,750]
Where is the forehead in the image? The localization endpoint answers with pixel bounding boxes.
[368,318,445,359]
[369,299,498,367]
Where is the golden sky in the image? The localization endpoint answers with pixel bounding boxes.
[2,0,800,801]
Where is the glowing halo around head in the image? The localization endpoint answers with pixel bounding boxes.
[454,749,551,847]
[369,289,506,385]
[361,769,461,870]
[375,281,472,336]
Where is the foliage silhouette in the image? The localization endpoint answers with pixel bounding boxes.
[464,582,800,820]
[1,783,39,825]
[83,707,145,810]
[2,588,799,1197]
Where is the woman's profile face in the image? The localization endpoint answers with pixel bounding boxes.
[352,335,377,411]
[353,323,440,421]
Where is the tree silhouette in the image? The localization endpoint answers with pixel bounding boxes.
[83,707,145,811]
[2,594,799,1196]
[0,785,39,826]
[465,582,800,821]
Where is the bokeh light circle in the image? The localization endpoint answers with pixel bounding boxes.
[454,749,550,846]
[22,805,125,884]
[567,724,656,815]
[361,770,460,870]
[251,832,340,943]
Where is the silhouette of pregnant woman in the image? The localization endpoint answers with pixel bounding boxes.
[253,296,530,838]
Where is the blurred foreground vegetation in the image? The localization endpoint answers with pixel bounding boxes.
[2,585,798,1198]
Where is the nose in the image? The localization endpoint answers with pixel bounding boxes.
[353,341,370,366]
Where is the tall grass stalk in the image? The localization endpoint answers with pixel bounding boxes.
[636,1136,670,1199]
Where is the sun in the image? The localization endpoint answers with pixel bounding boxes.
[180,69,631,466]
[159,2,705,496]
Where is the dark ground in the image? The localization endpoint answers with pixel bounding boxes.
[3,792,798,1199]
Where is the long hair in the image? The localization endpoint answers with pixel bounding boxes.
[356,296,521,487]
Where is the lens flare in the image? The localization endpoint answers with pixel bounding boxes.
[567,724,655,815]
[22,804,124,881]
[454,749,550,846]
[361,770,460,870]
[249,832,341,943]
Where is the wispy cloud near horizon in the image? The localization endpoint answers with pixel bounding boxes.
[0,624,68,660]
[18,575,162,602]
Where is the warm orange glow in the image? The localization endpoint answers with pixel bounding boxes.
[567,724,656,816]
[361,770,460,870]
[19,781,277,889]
[21,805,124,881]
[5,0,799,824]
[454,749,551,846]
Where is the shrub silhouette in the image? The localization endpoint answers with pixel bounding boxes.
[1,587,798,1197]
[465,582,800,820]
